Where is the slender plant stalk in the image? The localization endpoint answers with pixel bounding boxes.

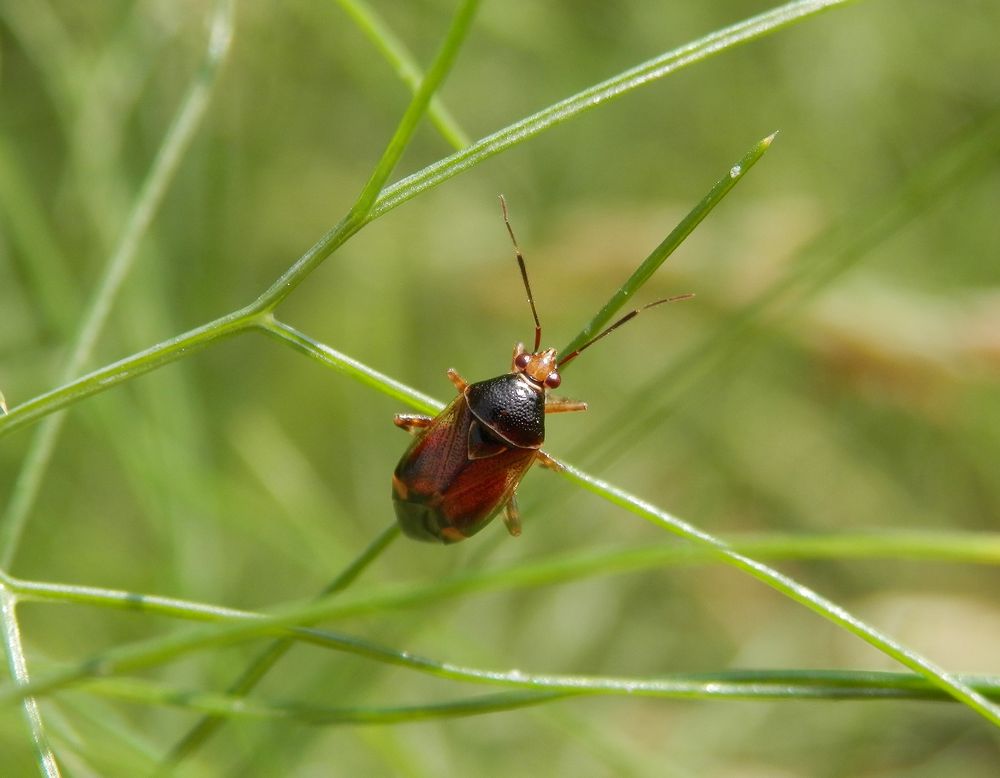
[335,0,471,149]
[258,317,443,413]
[4,580,1000,709]
[561,131,777,357]
[2,442,999,726]
[72,671,1000,725]
[0,0,237,568]
[165,523,401,763]
[0,3,236,772]
[7,154,997,725]
[368,0,854,220]
[0,0,853,443]
[96,677,569,724]
[0,588,60,777]
[572,106,1000,472]
[252,0,481,312]
[555,461,1000,727]
[7,0,974,756]
[5,531,999,620]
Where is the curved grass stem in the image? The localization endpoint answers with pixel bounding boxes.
[554,460,1000,727]
[335,0,471,149]
[561,132,777,358]
[0,588,60,777]
[164,522,400,764]
[2,334,999,727]
[0,0,849,444]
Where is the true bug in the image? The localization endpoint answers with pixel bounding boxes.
[392,197,692,543]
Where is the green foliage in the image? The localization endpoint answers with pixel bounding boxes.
[1,0,999,775]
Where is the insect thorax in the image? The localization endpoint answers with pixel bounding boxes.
[464,374,545,449]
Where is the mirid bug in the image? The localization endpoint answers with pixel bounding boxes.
[392,197,692,543]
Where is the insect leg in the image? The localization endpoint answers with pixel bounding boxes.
[502,496,522,537]
[536,450,563,471]
[544,396,588,414]
[394,414,433,435]
[446,369,469,393]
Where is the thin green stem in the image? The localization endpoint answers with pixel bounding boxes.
[368,0,853,220]
[0,0,847,443]
[6,581,1000,710]
[573,105,1000,473]
[257,317,443,414]
[0,588,60,777]
[5,531,999,619]
[561,132,776,358]
[10,312,990,724]
[76,671,1000,724]
[4,523,1000,712]
[335,0,470,149]
[252,0,480,312]
[555,460,1000,727]
[165,522,400,764]
[0,305,261,440]
[91,677,567,724]
[242,325,1000,726]
[2,459,996,729]
[0,0,236,568]
[348,0,479,222]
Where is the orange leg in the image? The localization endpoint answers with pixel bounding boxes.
[394,414,432,435]
[503,496,522,537]
[544,396,588,413]
[536,450,562,471]
[447,368,469,393]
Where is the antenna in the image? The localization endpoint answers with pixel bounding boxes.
[499,195,542,352]
[558,293,695,368]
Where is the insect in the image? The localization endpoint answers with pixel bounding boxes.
[392,196,692,543]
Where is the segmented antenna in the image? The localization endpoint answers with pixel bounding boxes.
[558,293,695,368]
[499,195,543,353]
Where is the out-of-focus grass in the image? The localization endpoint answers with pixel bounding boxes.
[1,0,999,775]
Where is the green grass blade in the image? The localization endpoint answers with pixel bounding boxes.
[0,1,849,440]
[164,522,400,764]
[85,677,567,723]
[0,306,259,441]
[347,0,479,222]
[258,318,443,414]
[255,0,481,311]
[0,0,237,567]
[335,0,471,149]
[574,105,1000,472]
[369,0,853,219]
[555,459,1000,727]
[561,132,777,358]
[8,531,1000,617]
[4,460,998,727]
[0,590,60,776]
[6,569,1000,709]
[75,672,1000,723]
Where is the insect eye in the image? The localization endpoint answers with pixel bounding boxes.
[545,372,561,389]
[514,353,531,371]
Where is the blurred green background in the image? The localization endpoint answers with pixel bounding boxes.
[2,0,1000,774]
